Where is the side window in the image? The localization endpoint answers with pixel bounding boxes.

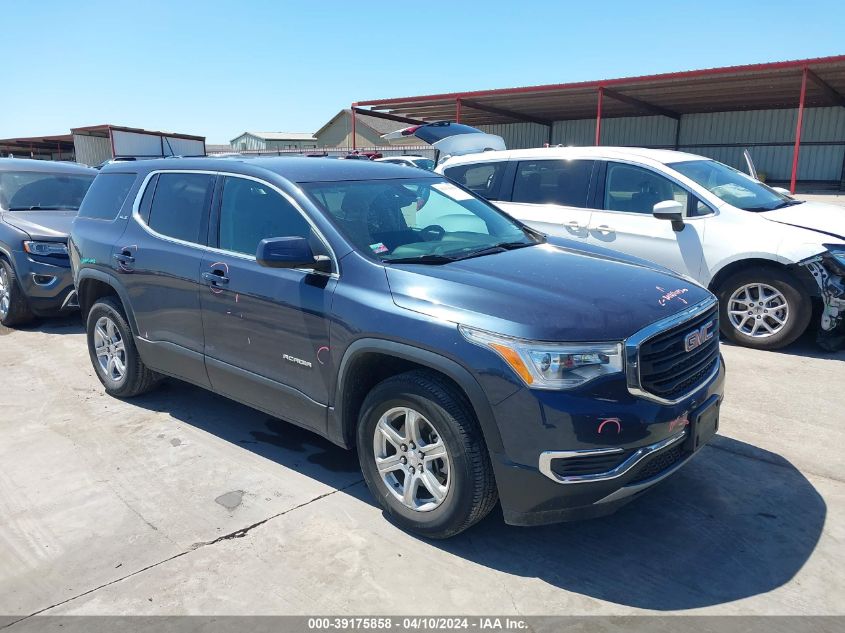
[218,176,312,257]
[512,160,593,207]
[604,163,689,214]
[77,173,136,220]
[147,173,215,243]
[442,162,506,200]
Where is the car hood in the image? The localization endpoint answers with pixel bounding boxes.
[385,242,713,341]
[761,201,845,240]
[2,209,76,240]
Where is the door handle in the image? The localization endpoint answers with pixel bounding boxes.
[566,220,584,230]
[594,224,615,234]
[202,271,229,285]
[113,253,135,263]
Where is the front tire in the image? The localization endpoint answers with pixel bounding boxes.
[86,298,162,397]
[718,267,811,350]
[357,370,498,539]
[0,259,34,327]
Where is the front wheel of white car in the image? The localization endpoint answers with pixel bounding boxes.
[718,267,812,350]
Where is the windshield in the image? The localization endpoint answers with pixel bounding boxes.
[411,158,435,171]
[668,159,799,212]
[302,178,541,263]
[0,171,95,211]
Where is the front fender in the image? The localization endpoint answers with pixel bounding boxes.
[329,337,504,456]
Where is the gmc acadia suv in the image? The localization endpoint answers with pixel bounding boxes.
[70,157,725,538]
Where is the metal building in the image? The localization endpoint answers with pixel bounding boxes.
[229,132,318,152]
[72,125,206,166]
[351,55,845,191]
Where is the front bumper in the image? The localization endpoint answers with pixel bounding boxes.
[10,250,76,315]
[489,356,725,526]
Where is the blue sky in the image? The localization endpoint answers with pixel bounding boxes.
[3,0,844,143]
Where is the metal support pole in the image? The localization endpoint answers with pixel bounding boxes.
[790,67,808,194]
[455,98,462,123]
[595,87,604,146]
[350,106,357,151]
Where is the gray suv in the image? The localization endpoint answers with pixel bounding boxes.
[0,158,95,326]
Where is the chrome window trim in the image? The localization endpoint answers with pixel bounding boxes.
[624,295,720,405]
[538,429,686,485]
[130,169,339,278]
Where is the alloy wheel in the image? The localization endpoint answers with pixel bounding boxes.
[0,267,9,319]
[727,282,790,338]
[93,316,127,382]
[373,406,450,512]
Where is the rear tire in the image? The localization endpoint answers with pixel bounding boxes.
[86,298,162,397]
[0,259,34,327]
[357,370,498,539]
[717,267,811,350]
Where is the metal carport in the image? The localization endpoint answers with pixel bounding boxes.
[352,55,845,192]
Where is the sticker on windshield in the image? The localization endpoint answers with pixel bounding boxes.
[432,182,474,201]
[369,242,389,254]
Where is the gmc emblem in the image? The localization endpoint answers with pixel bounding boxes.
[684,320,715,352]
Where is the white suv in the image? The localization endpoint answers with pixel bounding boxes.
[382,122,845,350]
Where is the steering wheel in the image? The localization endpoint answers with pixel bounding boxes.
[420,224,446,241]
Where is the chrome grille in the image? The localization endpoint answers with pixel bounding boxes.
[626,298,720,404]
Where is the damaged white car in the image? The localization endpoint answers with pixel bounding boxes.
[383,122,845,350]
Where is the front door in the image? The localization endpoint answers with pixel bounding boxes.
[200,175,337,431]
[586,161,707,281]
[114,171,215,387]
[496,159,597,244]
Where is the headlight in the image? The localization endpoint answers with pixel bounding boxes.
[459,325,623,390]
[23,241,68,257]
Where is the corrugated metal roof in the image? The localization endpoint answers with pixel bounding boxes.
[355,55,845,126]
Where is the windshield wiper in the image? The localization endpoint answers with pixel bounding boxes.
[451,240,535,261]
[774,199,805,209]
[384,254,456,265]
[8,205,76,211]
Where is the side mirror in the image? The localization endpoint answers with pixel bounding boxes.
[256,236,331,273]
[653,200,685,232]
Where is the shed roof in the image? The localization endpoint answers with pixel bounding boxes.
[233,131,317,142]
[315,109,408,137]
[354,55,845,126]
[71,125,205,141]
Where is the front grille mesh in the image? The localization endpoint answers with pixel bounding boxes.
[629,443,685,484]
[639,305,719,400]
[550,450,633,478]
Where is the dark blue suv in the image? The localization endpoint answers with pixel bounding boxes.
[70,157,725,538]
[0,158,95,326]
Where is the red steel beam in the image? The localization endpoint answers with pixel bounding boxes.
[595,87,604,146]
[790,67,809,194]
[356,55,845,107]
[350,106,357,150]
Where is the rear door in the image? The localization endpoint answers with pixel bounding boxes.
[114,170,215,387]
[200,174,337,431]
[497,159,596,243]
[586,161,707,279]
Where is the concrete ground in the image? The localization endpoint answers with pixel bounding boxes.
[0,315,843,622]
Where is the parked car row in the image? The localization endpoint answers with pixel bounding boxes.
[387,122,845,351]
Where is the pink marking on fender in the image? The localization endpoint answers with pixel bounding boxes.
[597,418,622,434]
[316,346,330,365]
